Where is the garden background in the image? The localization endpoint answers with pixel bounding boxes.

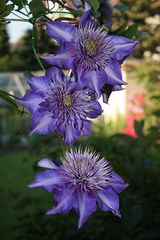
[0,0,160,239]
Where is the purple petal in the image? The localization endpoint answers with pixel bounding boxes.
[104,59,126,85]
[28,169,64,192]
[109,173,129,193]
[37,158,59,169]
[42,53,72,69]
[81,120,92,136]
[64,125,80,146]
[77,192,97,229]
[79,2,92,25]
[47,188,75,214]
[46,21,76,44]
[58,123,80,146]
[78,68,107,98]
[42,43,72,69]
[18,91,43,113]
[27,76,50,94]
[45,67,65,81]
[111,35,138,63]
[30,112,57,135]
[97,187,121,217]
[87,101,103,118]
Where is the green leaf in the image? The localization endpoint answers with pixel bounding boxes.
[0,4,14,17]
[86,0,100,12]
[153,110,160,117]
[122,24,139,38]
[0,0,6,14]
[135,120,144,137]
[114,4,129,12]
[0,90,19,110]
[29,0,46,17]
[113,23,128,35]
[11,0,27,10]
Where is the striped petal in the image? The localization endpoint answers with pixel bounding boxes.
[46,21,76,44]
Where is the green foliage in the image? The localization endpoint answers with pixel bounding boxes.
[0,0,7,14]
[133,61,160,133]
[0,27,58,72]
[86,0,100,12]
[114,4,129,12]
[29,0,47,17]
[0,3,14,17]
[115,0,160,57]
[0,90,19,111]
[0,24,9,56]
[11,0,27,10]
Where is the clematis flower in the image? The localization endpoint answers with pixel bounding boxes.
[28,148,128,229]
[18,67,102,145]
[42,3,137,99]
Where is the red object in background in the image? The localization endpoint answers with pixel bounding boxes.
[122,113,144,138]
[135,94,145,105]
[122,114,137,138]
[122,127,137,138]
[122,91,145,138]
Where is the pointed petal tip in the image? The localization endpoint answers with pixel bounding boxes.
[41,54,51,59]
[77,218,84,230]
[114,211,121,218]
[46,209,55,215]
[29,131,33,136]
[77,222,82,230]
[27,183,34,188]
[37,158,58,169]
[85,2,91,11]
[125,183,129,189]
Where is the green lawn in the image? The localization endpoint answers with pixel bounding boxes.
[0,151,51,240]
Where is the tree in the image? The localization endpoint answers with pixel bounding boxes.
[116,0,160,57]
[0,24,9,56]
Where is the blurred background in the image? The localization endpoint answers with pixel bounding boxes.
[0,0,160,239]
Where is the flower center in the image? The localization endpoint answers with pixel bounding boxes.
[71,23,114,70]
[63,150,113,192]
[63,94,73,107]
[84,38,98,56]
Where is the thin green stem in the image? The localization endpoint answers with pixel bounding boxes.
[32,25,45,71]
[48,11,73,15]
[11,11,26,20]
[0,89,20,100]
[57,133,68,155]
[16,10,28,17]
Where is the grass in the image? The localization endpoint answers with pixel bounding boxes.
[0,150,51,240]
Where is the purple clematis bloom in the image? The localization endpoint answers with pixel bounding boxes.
[42,3,137,99]
[18,67,102,145]
[28,148,128,229]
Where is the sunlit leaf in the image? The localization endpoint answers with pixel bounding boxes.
[114,4,129,12]
[113,23,128,35]
[86,0,100,12]
[29,0,46,17]
[11,0,27,10]
[0,4,14,17]
[0,0,6,14]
